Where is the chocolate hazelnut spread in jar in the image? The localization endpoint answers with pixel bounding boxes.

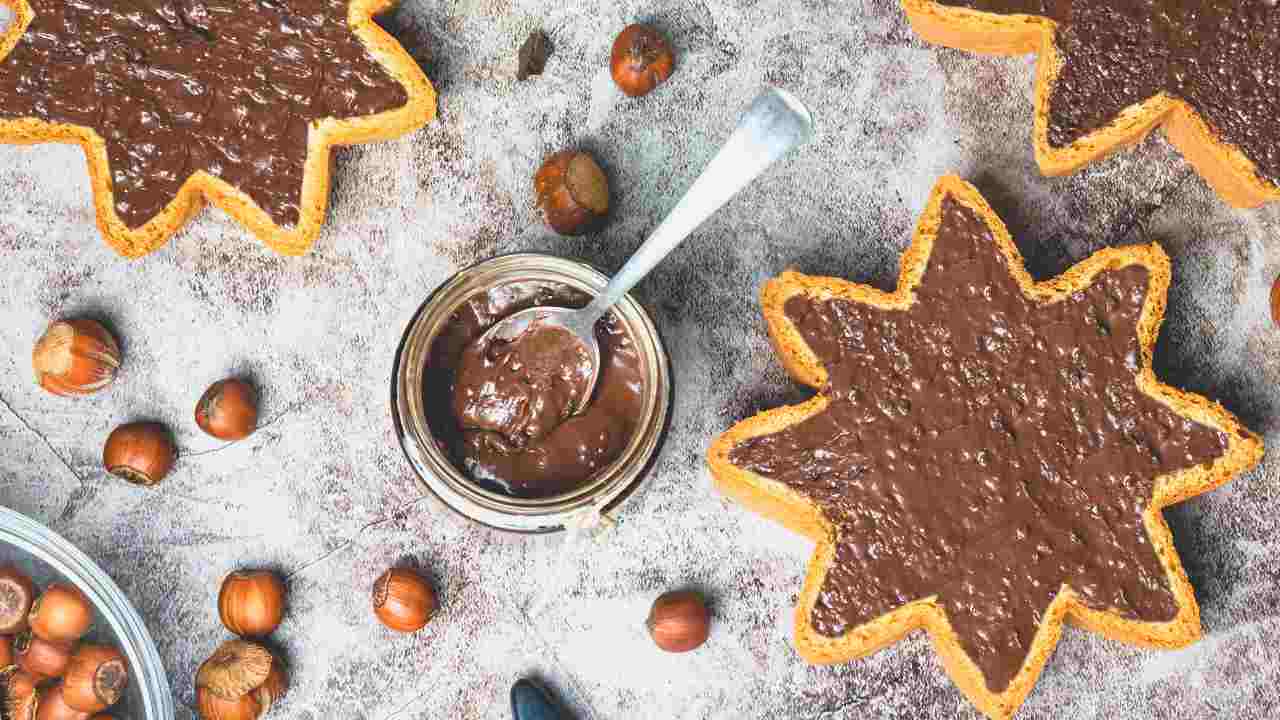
[392,254,671,532]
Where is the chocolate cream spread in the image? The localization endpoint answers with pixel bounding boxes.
[0,0,408,228]
[938,1,1280,185]
[426,281,645,499]
[730,197,1227,692]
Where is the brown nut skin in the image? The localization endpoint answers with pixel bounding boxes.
[218,571,286,637]
[35,684,91,720]
[29,584,93,644]
[102,422,175,487]
[646,590,710,653]
[0,565,36,634]
[534,151,609,236]
[14,631,75,680]
[62,644,127,713]
[1272,274,1280,329]
[195,379,259,441]
[610,24,674,98]
[1,666,40,719]
[372,568,435,633]
[195,640,288,720]
[32,320,121,397]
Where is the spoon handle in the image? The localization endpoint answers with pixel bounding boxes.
[574,87,815,329]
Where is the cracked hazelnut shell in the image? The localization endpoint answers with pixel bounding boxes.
[29,583,93,644]
[195,640,287,720]
[195,379,259,441]
[372,568,435,633]
[102,422,175,487]
[32,320,120,397]
[646,590,710,653]
[14,631,74,680]
[218,571,285,637]
[610,24,674,98]
[62,644,127,713]
[534,150,609,236]
[0,565,35,634]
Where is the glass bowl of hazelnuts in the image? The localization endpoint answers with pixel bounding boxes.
[0,506,172,719]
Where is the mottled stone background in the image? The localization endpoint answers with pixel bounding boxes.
[1,1,1278,718]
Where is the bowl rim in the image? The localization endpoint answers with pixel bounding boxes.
[0,506,173,718]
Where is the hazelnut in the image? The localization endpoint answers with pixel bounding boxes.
[1,666,39,720]
[14,631,74,680]
[32,320,121,397]
[534,151,609,236]
[0,565,36,634]
[218,571,286,637]
[102,422,175,487]
[372,568,435,633]
[62,644,127,713]
[1272,273,1280,328]
[195,379,259,441]
[646,590,710,653]
[610,24,674,98]
[34,684,90,720]
[29,583,93,644]
[195,640,288,720]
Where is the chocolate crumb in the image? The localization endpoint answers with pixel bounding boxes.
[517,30,550,81]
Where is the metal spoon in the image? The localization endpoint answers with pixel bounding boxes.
[477,87,816,414]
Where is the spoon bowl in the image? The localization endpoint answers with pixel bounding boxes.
[477,87,815,416]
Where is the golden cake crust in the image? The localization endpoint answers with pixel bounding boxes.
[900,0,1280,208]
[0,0,437,258]
[706,175,1264,719]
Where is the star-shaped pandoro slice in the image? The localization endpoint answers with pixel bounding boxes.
[0,0,436,257]
[706,175,1264,719]
[900,0,1280,208]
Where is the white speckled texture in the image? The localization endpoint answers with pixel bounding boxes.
[2,1,1279,718]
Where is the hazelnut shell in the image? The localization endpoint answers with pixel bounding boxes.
[14,631,74,680]
[195,640,273,700]
[195,380,259,441]
[0,565,36,634]
[646,590,710,653]
[62,644,128,713]
[102,422,175,487]
[609,24,675,98]
[32,320,121,397]
[534,151,609,236]
[372,568,435,633]
[218,571,286,637]
[29,583,94,644]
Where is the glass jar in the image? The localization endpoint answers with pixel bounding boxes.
[392,254,672,532]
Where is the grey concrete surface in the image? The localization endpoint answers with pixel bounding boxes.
[2,1,1279,718]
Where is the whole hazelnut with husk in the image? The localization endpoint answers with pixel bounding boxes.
[534,151,609,236]
[14,631,74,680]
[195,640,287,720]
[32,320,121,397]
[35,684,89,720]
[0,565,35,634]
[195,379,259,441]
[1,666,39,719]
[29,583,93,644]
[646,590,710,653]
[372,568,435,633]
[102,422,175,487]
[62,644,127,713]
[610,24,674,98]
[218,571,285,637]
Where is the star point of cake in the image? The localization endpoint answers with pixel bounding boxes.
[707,175,1263,719]
[0,0,436,257]
[902,0,1280,208]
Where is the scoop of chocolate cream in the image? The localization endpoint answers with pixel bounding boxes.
[451,318,595,450]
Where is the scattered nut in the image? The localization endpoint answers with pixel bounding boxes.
[646,590,710,653]
[1271,273,1280,328]
[29,583,93,644]
[534,150,609,236]
[610,24,674,98]
[102,422,175,487]
[517,30,550,81]
[372,568,435,633]
[195,379,259,441]
[32,320,121,397]
[14,631,74,680]
[0,565,36,634]
[195,640,287,720]
[62,644,128,713]
[218,571,286,637]
[34,683,89,720]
